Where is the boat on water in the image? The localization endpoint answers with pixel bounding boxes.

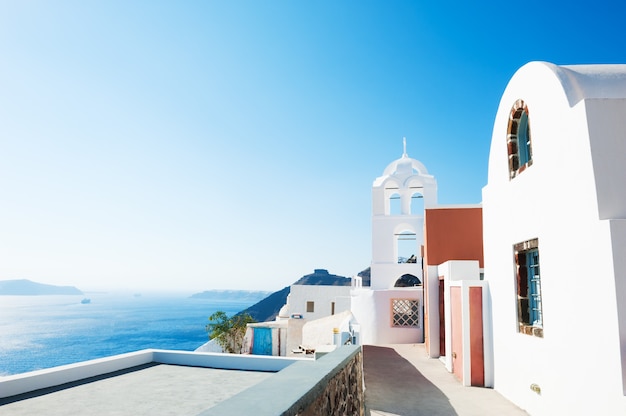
[81,298,91,304]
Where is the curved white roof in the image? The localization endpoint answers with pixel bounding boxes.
[488,61,626,216]
[530,62,626,106]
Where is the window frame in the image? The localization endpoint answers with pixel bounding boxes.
[514,238,543,337]
[507,99,534,180]
[391,298,420,328]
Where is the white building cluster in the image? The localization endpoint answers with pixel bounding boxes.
[243,61,626,415]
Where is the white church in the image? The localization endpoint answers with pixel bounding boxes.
[350,139,436,345]
[250,140,438,351]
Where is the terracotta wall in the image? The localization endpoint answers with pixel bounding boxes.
[469,287,484,386]
[423,207,484,268]
[423,207,483,356]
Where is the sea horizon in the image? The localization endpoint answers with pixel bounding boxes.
[0,292,261,377]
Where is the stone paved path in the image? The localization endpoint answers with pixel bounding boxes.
[363,344,529,416]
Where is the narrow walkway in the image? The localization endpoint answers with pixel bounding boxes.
[363,344,528,416]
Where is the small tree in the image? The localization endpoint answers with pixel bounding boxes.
[206,311,256,354]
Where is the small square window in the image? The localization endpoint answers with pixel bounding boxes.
[306,301,314,313]
[391,299,420,327]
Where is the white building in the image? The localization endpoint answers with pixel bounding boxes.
[244,270,352,357]
[483,61,626,415]
[288,281,352,321]
[351,140,435,344]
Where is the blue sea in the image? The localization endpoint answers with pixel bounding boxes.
[0,293,254,377]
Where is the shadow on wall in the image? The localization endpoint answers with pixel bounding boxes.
[363,345,458,416]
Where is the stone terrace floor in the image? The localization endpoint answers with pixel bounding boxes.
[363,344,529,416]
[0,364,273,416]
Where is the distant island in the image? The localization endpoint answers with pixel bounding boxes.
[0,279,83,296]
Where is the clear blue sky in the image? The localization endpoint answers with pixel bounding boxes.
[1,1,624,293]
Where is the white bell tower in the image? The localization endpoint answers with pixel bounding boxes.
[370,138,437,289]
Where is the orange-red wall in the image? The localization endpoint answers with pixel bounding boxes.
[469,287,485,386]
[423,207,484,268]
[423,207,483,356]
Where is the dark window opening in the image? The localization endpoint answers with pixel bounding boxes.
[514,238,543,337]
[507,99,533,179]
[392,299,420,327]
[394,274,422,287]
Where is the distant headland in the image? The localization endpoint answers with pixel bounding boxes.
[0,279,83,296]
[235,268,361,322]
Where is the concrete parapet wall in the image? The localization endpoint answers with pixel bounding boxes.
[153,349,299,372]
[200,345,363,416]
[0,350,154,399]
[0,349,303,400]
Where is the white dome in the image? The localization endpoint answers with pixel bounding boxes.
[382,153,429,177]
[278,303,289,318]
[373,140,434,188]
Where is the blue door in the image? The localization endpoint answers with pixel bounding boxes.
[252,327,272,355]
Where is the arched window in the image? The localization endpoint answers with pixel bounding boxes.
[394,274,421,287]
[410,191,424,215]
[384,182,401,215]
[389,192,401,215]
[396,230,416,263]
[507,99,533,179]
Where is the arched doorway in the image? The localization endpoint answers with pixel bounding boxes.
[394,274,421,287]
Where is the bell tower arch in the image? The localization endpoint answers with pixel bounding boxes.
[370,138,437,289]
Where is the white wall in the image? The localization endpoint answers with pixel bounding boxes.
[483,62,626,415]
[195,338,225,353]
[425,264,440,357]
[286,317,306,356]
[349,288,377,345]
[371,216,423,267]
[350,287,423,345]
[301,311,355,348]
[370,261,423,290]
[288,285,351,321]
[585,99,626,220]
[437,261,493,388]
[609,219,626,394]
